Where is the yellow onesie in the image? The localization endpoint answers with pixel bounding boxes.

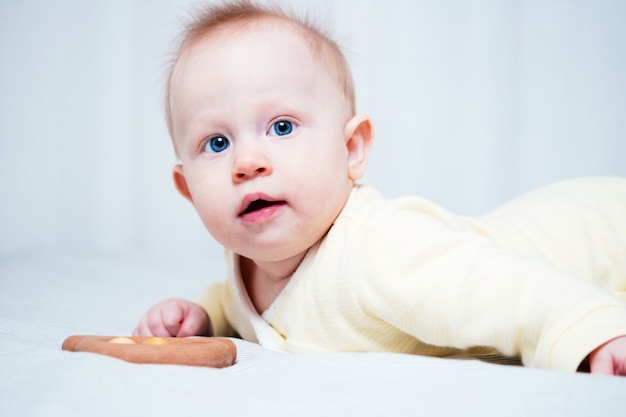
[199,177,626,372]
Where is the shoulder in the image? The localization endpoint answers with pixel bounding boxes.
[335,185,469,246]
[336,184,464,229]
[328,185,477,284]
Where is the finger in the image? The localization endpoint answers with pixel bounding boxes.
[177,308,210,337]
[146,309,175,337]
[133,320,153,337]
[177,318,200,338]
[161,305,185,336]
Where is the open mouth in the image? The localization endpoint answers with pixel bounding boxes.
[240,199,285,216]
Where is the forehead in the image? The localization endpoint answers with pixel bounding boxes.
[172,19,332,92]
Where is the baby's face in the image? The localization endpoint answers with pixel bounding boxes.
[169,22,357,263]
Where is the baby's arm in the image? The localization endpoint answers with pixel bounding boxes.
[588,335,626,376]
[133,298,213,338]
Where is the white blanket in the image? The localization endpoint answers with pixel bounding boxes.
[1,251,624,416]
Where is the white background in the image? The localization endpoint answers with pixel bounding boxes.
[1,0,625,264]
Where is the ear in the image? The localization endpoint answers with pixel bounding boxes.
[344,114,373,181]
[173,164,193,203]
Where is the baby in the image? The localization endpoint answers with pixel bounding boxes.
[134,0,626,375]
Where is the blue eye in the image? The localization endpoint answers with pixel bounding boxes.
[204,136,230,153]
[269,120,293,137]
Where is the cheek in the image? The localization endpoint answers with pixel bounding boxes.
[185,172,230,230]
[184,161,228,201]
[193,197,232,243]
[316,139,350,177]
[292,140,350,198]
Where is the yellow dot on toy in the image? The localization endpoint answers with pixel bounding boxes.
[109,337,136,344]
[143,337,169,345]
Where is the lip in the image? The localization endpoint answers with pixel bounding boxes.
[238,192,287,222]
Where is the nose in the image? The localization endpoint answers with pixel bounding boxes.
[231,144,273,183]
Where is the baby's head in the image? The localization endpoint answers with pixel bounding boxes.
[167,0,373,264]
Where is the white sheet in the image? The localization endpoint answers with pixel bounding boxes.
[1,251,625,416]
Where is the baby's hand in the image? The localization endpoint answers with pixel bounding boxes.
[133,298,213,338]
[588,335,626,376]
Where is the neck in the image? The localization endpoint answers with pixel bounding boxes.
[239,252,307,314]
[240,252,305,283]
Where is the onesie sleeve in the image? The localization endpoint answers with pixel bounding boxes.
[350,198,626,372]
[197,282,237,338]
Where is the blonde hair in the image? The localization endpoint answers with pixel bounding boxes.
[164,0,355,149]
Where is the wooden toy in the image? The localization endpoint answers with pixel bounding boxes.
[62,335,237,368]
